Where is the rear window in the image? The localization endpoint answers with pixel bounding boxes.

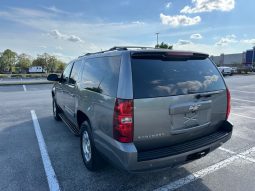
[131,57,225,99]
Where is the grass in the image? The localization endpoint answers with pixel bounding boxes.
[0,73,61,78]
[0,73,58,85]
[0,81,54,86]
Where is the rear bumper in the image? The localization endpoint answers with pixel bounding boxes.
[94,121,233,173]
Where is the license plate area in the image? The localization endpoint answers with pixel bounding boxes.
[169,100,212,134]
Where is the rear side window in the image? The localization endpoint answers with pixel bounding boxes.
[69,60,83,85]
[81,56,121,97]
[62,62,73,83]
[131,57,225,99]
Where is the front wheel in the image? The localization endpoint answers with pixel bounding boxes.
[80,121,103,171]
[53,99,61,121]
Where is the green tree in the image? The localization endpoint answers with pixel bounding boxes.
[47,56,58,73]
[16,53,32,72]
[32,53,66,73]
[56,60,66,73]
[32,53,49,70]
[0,49,17,72]
[155,42,173,49]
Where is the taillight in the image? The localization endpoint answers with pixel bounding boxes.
[226,88,231,120]
[113,99,134,143]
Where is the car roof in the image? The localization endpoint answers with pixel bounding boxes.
[77,46,209,60]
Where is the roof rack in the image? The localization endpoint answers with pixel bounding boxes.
[79,46,155,58]
[108,46,154,51]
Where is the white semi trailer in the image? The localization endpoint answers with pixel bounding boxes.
[28,66,46,73]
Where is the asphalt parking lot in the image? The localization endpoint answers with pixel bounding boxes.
[0,75,255,191]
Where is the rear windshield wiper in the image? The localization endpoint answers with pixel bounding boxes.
[194,90,223,99]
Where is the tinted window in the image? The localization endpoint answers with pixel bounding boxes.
[81,56,121,97]
[131,58,225,99]
[62,63,73,83]
[69,60,83,85]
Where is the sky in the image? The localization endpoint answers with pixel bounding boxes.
[0,0,255,62]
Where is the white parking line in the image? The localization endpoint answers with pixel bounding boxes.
[232,106,255,109]
[219,147,255,163]
[31,110,60,191]
[154,146,255,191]
[231,90,255,94]
[23,85,27,92]
[232,98,255,103]
[238,84,255,88]
[231,113,255,120]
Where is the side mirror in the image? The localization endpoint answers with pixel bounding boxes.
[47,74,60,81]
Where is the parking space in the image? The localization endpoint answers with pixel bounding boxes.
[0,75,255,191]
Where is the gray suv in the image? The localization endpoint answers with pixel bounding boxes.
[47,46,233,172]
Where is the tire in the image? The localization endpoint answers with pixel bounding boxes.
[80,121,103,171]
[53,99,61,121]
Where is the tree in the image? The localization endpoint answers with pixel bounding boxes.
[0,49,66,74]
[155,42,173,49]
[16,53,32,72]
[0,49,17,72]
[32,53,65,73]
[48,56,58,73]
[56,60,66,73]
[32,53,50,70]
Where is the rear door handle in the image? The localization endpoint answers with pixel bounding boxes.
[170,122,211,135]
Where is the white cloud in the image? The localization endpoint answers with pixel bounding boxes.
[160,13,201,27]
[0,7,52,18]
[165,2,172,9]
[215,34,237,46]
[190,33,203,39]
[176,39,193,45]
[43,6,67,14]
[67,35,83,42]
[240,39,255,45]
[181,0,235,14]
[49,30,83,43]
[131,21,145,25]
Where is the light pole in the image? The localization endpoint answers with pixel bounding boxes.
[252,46,255,67]
[156,33,159,47]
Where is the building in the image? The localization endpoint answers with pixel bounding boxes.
[211,53,245,66]
[210,47,255,67]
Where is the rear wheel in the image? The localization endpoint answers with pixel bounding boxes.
[80,121,103,171]
[53,99,61,121]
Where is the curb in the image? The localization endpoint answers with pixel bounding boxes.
[0,81,54,86]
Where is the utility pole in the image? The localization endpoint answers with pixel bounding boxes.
[156,33,159,47]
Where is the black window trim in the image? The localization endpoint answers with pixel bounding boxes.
[69,59,83,86]
[61,62,74,84]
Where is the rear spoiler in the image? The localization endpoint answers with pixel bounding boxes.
[131,52,209,60]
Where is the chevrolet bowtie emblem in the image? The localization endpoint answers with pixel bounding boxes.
[189,104,201,112]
